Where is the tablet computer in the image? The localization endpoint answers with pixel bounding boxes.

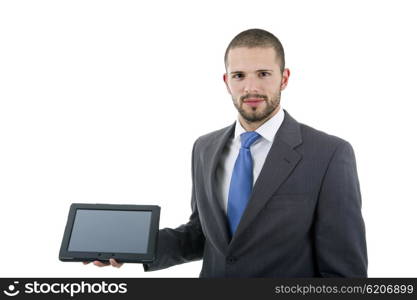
[59,203,160,263]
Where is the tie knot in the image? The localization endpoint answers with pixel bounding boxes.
[240,131,261,149]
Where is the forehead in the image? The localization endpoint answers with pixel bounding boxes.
[227,47,279,71]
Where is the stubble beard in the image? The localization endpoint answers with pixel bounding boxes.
[233,92,281,123]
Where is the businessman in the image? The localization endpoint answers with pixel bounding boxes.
[87,28,368,277]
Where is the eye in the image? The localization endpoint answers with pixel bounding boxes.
[259,71,271,77]
[232,73,244,79]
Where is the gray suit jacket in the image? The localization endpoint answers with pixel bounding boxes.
[144,110,368,277]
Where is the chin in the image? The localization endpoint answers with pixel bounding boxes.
[242,114,266,123]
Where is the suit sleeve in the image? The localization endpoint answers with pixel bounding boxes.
[314,140,368,277]
[143,140,205,272]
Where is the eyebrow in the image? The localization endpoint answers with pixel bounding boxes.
[229,69,274,74]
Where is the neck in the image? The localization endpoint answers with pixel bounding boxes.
[239,105,280,132]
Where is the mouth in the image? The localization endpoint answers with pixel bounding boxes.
[243,98,265,107]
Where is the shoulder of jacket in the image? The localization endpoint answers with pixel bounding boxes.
[193,123,234,148]
[299,122,352,149]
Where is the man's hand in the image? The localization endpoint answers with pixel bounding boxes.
[83,258,124,268]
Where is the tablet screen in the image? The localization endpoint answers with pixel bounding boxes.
[68,209,152,254]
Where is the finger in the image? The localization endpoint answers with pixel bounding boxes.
[82,261,91,265]
[93,260,110,267]
[109,258,123,268]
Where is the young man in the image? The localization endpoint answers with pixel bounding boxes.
[88,28,367,277]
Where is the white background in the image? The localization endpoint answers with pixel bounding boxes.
[1,0,416,277]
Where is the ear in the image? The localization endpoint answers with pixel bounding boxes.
[280,68,291,91]
[223,73,232,94]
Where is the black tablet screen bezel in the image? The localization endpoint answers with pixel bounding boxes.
[59,203,160,263]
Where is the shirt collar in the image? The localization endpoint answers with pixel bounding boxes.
[234,106,285,143]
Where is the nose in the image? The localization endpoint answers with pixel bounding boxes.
[243,76,260,94]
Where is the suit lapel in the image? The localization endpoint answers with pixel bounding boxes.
[229,110,303,247]
[205,123,235,252]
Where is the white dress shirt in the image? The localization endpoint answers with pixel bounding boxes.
[216,107,285,213]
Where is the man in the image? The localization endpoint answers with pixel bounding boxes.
[87,28,368,277]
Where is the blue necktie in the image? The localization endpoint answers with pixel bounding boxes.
[227,131,261,235]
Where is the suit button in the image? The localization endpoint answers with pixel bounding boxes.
[227,256,237,264]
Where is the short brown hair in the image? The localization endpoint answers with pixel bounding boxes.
[224,28,285,73]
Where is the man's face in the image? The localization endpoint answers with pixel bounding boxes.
[223,47,289,123]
